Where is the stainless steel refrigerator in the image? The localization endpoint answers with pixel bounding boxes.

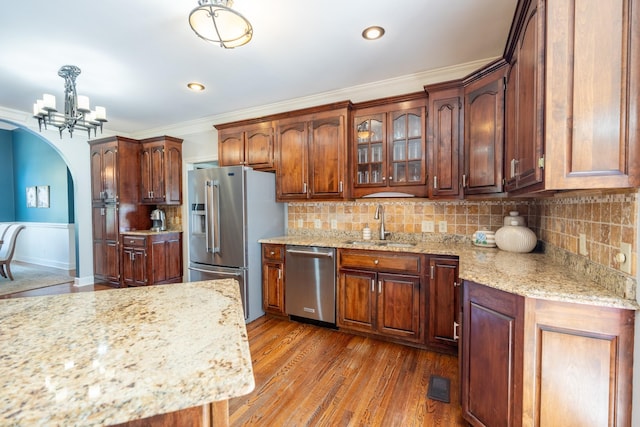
[187,166,284,322]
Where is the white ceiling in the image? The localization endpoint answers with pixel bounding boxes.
[0,0,517,135]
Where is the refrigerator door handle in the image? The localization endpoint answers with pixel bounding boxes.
[205,180,221,254]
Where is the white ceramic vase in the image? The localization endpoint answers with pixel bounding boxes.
[495,220,537,253]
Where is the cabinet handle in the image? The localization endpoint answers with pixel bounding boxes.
[430,265,434,279]
[371,279,375,292]
[382,176,386,181]
[453,321,460,340]
[339,181,343,192]
[433,176,438,189]
[510,159,519,178]
[270,251,275,256]
[462,174,467,188]
[278,269,282,280]
[454,281,460,287]
[378,280,382,294]
[303,182,307,194]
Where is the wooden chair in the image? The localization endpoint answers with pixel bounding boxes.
[0,224,25,280]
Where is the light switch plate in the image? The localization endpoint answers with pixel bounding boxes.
[297,218,303,228]
[330,219,338,230]
[422,220,435,233]
[438,221,448,233]
[579,233,588,255]
[619,242,632,274]
[314,219,322,229]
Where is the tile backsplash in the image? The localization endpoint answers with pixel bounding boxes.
[287,189,638,278]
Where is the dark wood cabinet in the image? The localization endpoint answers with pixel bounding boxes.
[261,243,285,316]
[276,105,349,201]
[462,61,507,195]
[217,121,275,170]
[427,256,460,354]
[140,136,183,205]
[425,82,463,198]
[121,232,183,287]
[337,249,425,346]
[504,0,640,193]
[352,94,428,198]
[89,136,152,286]
[461,280,524,427]
[462,280,635,427]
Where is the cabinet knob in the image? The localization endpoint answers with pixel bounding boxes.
[270,251,275,256]
[374,259,379,265]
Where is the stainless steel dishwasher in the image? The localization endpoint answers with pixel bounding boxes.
[285,245,336,325]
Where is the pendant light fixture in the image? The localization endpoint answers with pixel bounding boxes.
[189,0,253,49]
[32,65,107,138]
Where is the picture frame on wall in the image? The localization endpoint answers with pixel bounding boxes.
[26,186,36,208]
[36,185,50,208]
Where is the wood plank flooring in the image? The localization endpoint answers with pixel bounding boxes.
[230,316,466,427]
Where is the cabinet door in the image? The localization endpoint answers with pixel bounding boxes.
[545,0,639,189]
[462,281,524,427]
[428,257,459,352]
[505,0,544,192]
[91,144,118,203]
[262,262,285,315]
[122,247,146,287]
[309,115,346,198]
[245,124,274,169]
[140,144,164,203]
[165,144,182,204]
[90,147,104,203]
[337,269,377,333]
[522,299,634,427]
[276,120,309,200]
[354,114,386,188]
[464,76,504,195]
[389,107,426,188]
[376,273,422,342]
[428,89,461,198]
[92,205,120,286]
[218,129,245,167]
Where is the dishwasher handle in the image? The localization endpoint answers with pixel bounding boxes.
[286,248,334,258]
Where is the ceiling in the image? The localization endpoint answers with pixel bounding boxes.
[0,0,517,135]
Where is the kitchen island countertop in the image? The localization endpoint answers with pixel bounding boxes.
[260,235,638,311]
[0,279,254,426]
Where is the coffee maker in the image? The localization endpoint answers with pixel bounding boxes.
[150,209,166,232]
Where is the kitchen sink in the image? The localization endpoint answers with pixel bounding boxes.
[343,240,416,248]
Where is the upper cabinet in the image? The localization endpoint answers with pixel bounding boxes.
[216,121,275,171]
[425,82,463,198]
[504,0,640,193]
[462,61,507,195]
[276,103,350,201]
[140,136,183,205]
[352,94,428,198]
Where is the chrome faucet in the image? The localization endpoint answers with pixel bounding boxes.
[374,204,391,240]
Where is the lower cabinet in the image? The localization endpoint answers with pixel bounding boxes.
[337,249,426,346]
[261,243,286,316]
[427,256,460,354]
[121,232,183,287]
[461,280,635,427]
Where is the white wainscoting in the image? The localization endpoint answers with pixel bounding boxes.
[12,222,76,270]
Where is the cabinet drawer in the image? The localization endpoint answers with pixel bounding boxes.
[262,244,284,261]
[339,250,421,274]
[122,235,147,247]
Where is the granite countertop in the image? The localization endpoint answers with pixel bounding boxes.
[260,235,639,311]
[121,229,182,236]
[0,280,254,426]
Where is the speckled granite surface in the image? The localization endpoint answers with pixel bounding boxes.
[120,230,182,236]
[260,235,638,311]
[0,280,254,426]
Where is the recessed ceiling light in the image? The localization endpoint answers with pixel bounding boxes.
[362,26,385,40]
[187,82,205,91]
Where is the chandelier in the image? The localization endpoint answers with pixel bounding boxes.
[189,0,253,49]
[32,65,107,138]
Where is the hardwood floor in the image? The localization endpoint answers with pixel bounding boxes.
[230,316,466,427]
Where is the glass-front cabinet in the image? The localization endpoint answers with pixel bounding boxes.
[352,95,427,198]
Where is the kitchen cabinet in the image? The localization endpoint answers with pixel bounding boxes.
[425,82,463,198]
[504,0,640,193]
[462,61,507,195]
[89,136,152,287]
[352,94,428,198]
[261,243,285,316]
[461,280,634,427]
[216,121,275,170]
[121,232,183,287]
[275,103,350,201]
[337,249,425,346]
[427,256,459,354]
[140,136,183,205]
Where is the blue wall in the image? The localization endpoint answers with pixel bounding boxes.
[0,130,15,221]
[0,128,74,223]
